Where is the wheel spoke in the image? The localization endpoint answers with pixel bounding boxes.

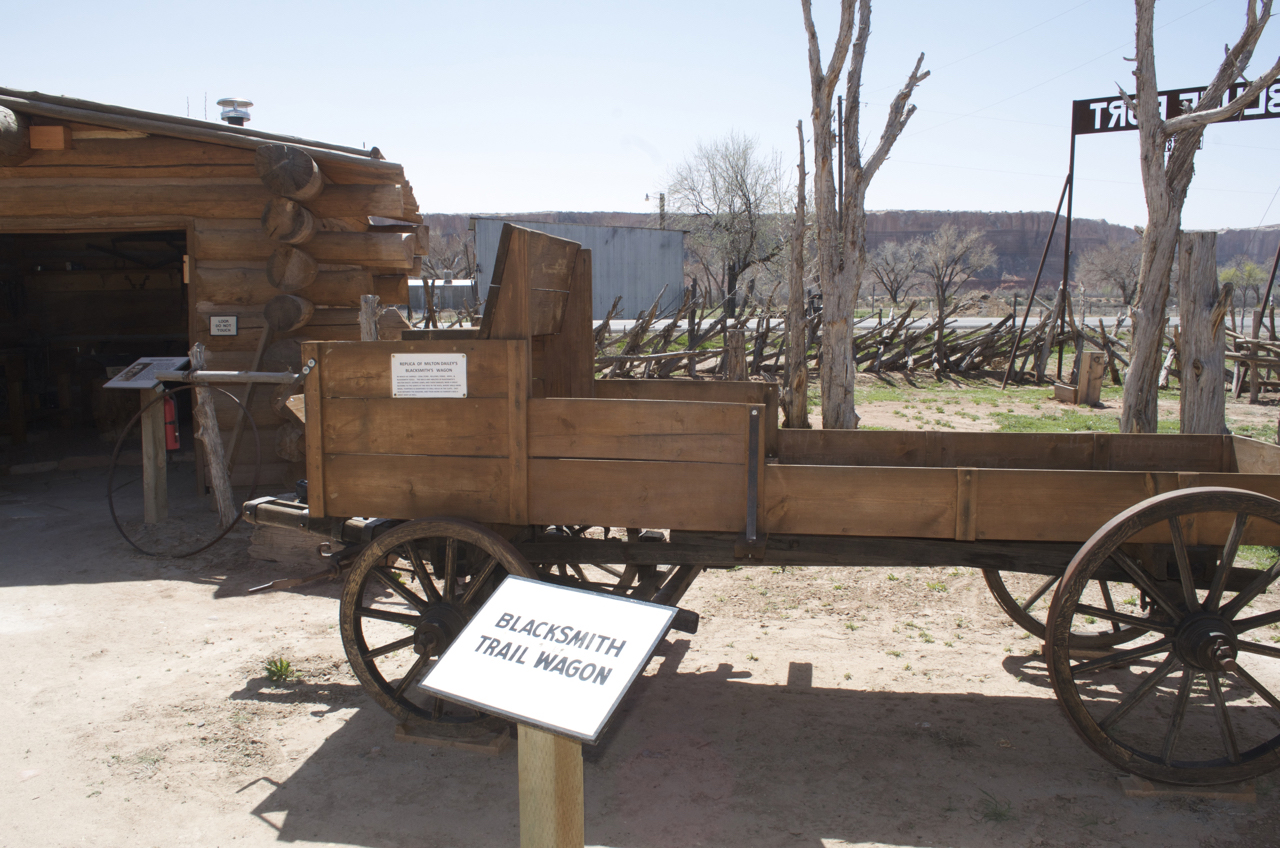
[372,566,430,613]
[1161,668,1196,765]
[1021,575,1058,612]
[1109,549,1183,620]
[363,634,416,661]
[443,538,458,602]
[1232,662,1280,714]
[357,606,420,626]
[405,543,442,603]
[1099,653,1180,731]
[1237,639,1280,660]
[1071,637,1173,676]
[1167,517,1201,613]
[393,653,430,698]
[460,555,500,606]
[1206,672,1243,764]
[1099,581,1122,633]
[1207,513,1248,612]
[1231,607,1280,634]
[1074,603,1171,634]
[1221,557,1280,620]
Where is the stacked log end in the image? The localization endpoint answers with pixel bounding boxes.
[267,244,319,292]
[261,197,317,244]
[0,106,31,166]
[254,143,323,201]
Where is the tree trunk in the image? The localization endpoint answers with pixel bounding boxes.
[821,195,867,429]
[785,120,811,429]
[1122,216,1181,432]
[1178,231,1230,434]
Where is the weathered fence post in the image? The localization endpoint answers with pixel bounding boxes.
[723,329,747,381]
[1178,231,1231,435]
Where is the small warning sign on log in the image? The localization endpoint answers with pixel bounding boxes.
[419,576,675,743]
[390,353,467,398]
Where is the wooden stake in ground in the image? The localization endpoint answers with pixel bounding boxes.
[139,386,167,525]
[189,343,236,526]
[1178,231,1232,434]
[518,725,584,848]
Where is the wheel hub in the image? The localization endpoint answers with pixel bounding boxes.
[1174,612,1239,673]
[414,604,467,657]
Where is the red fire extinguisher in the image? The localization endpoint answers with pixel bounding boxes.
[163,396,180,450]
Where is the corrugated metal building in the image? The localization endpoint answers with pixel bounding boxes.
[471,218,684,319]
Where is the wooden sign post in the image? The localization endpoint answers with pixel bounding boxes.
[420,576,675,848]
[104,357,189,526]
[518,724,583,848]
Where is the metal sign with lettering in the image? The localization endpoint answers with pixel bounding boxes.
[390,353,467,398]
[419,575,676,742]
[1072,82,1280,135]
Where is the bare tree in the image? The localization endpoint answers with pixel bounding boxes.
[802,0,855,346]
[1077,240,1142,305]
[785,120,810,429]
[666,132,788,317]
[805,0,928,429]
[920,225,996,309]
[1121,0,1280,433]
[867,238,923,305]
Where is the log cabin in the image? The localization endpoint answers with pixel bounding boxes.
[0,86,422,487]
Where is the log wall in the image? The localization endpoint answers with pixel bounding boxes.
[0,99,422,485]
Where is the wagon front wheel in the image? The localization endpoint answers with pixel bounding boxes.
[339,518,536,732]
[1046,487,1280,785]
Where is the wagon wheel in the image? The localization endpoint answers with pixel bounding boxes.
[339,518,537,733]
[982,569,1150,649]
[1046,487,1280,785]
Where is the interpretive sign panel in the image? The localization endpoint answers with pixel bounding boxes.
[391,353,467,398]
[419,576,676,743]
[103,357,190,390]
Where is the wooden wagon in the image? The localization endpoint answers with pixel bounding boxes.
[245,224,1280,786]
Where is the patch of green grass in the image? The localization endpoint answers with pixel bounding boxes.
[886,573,899,582]
[886,649,903,658]
[746,653,759,662]
[974,790,1015,823]
[265,658,298,683]
[926,580,948,592]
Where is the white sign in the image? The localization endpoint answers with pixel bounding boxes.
[391,353,467,398]
[419,576,675,743]
[210,316,238,336]
[103,357,190,390]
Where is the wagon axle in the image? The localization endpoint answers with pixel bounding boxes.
[1174,613,1239,674]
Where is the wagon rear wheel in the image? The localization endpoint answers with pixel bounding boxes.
[982,569,1151,649]
[339,518,536,732]
[1046,487,1280,785]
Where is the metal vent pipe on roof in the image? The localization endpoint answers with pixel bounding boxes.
[216,97,252,126]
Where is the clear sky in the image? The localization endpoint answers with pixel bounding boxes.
[5,1,1280,230]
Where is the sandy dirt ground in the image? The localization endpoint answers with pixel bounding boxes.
[3,461,1279,848]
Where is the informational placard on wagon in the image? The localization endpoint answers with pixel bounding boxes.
[390,353,467,398]
[419,576,676,743]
